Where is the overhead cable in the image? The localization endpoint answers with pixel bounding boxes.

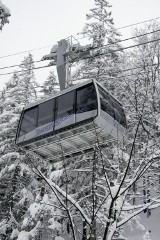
[0,60,43,70]
[1,28,160,72]
[74,68,160,83]
[77,16,160,40]
[0,64,52,77]
[1,16,160,60]
[1,35,160,77]
[0,45,52,59]
[116,16,160,30]
[85,37,160,59]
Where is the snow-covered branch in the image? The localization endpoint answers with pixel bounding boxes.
[117,196,160,228]
[0,0,11,30]
[35,166,91,226]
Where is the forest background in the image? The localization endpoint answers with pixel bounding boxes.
[0,1,160,240]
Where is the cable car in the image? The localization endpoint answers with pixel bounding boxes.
[15,80,127,161]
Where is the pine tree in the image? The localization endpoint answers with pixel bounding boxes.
[0,77,25,239]
[0,55,39,239]
[73,0,121,93]
[41,70,59,97]
[19,53,38,104]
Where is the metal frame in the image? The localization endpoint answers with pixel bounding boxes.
[25,119,113,162]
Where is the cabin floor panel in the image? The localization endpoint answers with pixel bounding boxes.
[24,122,114,162]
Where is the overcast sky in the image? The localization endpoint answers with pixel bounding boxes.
[1,0,160,90]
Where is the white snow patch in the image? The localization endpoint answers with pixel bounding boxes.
[28,202,40,219]
[110,185,120,198]
[8,164,15,172]
[18,221,41,240]
[17,231,29,240]
[48,218,61,230]
[50,169,63,180]
[55,236,65,240]
[22,217,29,228]
[10,228,19,239]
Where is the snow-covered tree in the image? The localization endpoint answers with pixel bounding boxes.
[23,6,160,240]
[0,55,39,239]
[109,21,160,235]
[1,5,159,240]
[19,53,38,103]
[41,70,59,97]
[18,121,160,240]
[118,21,160,201]
[0,0,10,30]
[0,78,26,239]
[72,0,122,93]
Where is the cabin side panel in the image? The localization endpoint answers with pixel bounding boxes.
[16,82,98,146]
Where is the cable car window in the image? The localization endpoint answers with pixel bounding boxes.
[112,98,127,128]
[38,99,54,126]
[98,85,127,128]
[19,107,38,137]
[76,84,97,122]
[98,86,115,118]
[55,91,74,130]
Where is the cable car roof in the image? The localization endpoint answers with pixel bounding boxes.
[23,79,122,110]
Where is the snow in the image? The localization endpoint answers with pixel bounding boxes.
[22,218,29,228]
[55,236,65,240]
[10,229,19,239]
[40,171,92,225]
[50,169,63,180]
[0,165,8,178]
[17,231,29,240]
[110,184,120,198]
[0,1,160,240]
[8,163,15,171]
[48,218,61,230]
[19,163,30,176]
[0,220,7,235]
[0,0,10,14]
[18,188,33,205]
[143,231,152,240]
[28,202,41,219]
[0,152,20,161]
[18,222,41,240]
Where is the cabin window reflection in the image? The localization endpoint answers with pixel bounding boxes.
[98,86,127,128]
[76,84,97,122]
[98,86,114,118]
[113,98,127,128]
[38,99,54,126]
[19,107,38,137]
[55,91,74,129]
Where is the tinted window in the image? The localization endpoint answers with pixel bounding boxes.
[112,98,127,128]
[98,86,114,118]
[98,86,127,128]
[76,84,97,122]
[19,107,38,137]
[55,91,74,129]
[38,99,54,126]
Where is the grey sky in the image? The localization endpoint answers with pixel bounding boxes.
[1,0,160,90]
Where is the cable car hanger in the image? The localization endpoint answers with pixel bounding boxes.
[42,36,101,91]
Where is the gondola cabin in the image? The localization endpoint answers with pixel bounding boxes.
[15,80,127,161]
